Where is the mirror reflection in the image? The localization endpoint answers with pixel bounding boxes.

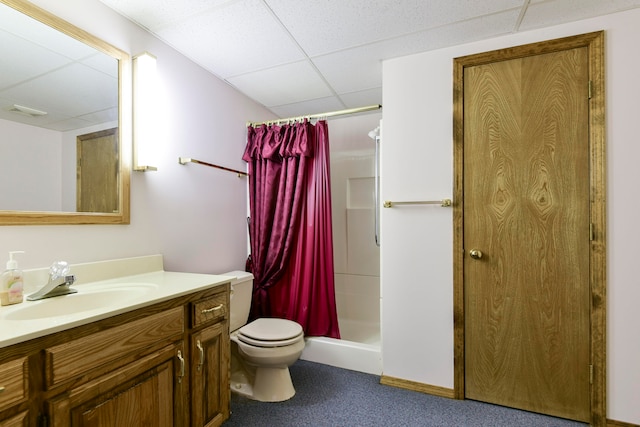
[0,0,130,224]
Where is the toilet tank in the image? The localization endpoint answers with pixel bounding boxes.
[221,270,254,332]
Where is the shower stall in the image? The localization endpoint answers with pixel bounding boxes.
[300,114,382,375]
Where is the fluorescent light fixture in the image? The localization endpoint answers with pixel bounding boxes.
[9,104,48,117]
[132,51,158,172]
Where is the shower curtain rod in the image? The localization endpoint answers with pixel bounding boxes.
[246,104,381,127]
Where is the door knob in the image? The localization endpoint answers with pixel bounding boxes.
[469,249,483,259]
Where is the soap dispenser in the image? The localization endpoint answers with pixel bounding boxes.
[0,251,25,306]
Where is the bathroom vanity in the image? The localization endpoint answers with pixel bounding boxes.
[0,256,232,427]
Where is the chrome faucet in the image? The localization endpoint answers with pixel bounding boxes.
[27,261,77,301]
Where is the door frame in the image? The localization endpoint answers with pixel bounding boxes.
[452,31,606,425]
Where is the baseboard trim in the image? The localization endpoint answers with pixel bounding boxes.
[379,374,456,399]
[607,419,640,427]
[380,375,640,427]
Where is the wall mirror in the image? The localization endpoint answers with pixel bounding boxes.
[0,0,130,225]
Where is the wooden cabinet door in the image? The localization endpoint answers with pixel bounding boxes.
[190,323,229,427]
[0,355,30,427]
[47,343,186,427]
[0,411,28,427]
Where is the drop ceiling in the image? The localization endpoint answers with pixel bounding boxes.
[98,0,640,119]
[3,0,640,131]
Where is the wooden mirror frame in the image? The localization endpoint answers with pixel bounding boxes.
[0,0,131,225]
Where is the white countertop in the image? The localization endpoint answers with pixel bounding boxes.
[0,268,234,348]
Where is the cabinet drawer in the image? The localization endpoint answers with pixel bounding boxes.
[45,306,184,387]
[0,356,28,412]
[192,291,227,328]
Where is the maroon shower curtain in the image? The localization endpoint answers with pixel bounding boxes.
[242,120,340,338]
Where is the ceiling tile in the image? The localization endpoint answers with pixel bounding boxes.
[313,9,519,95]
[46,116,97,132]
[78,107,119,126]
[268,96,347,119]
[153,0,305,78]
[339,88,383,109]
[0,110,70,131]
[227,60,334,107]
[520,0,640,30]
[99,0,232,31]
[82,52,119,79]
[312,48,383,95]
[2,63,117,117]
[0,31,72,88]
[405,8,521,49]
[265,0,524,56]
[1,4,98,60]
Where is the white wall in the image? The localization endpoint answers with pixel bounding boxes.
[0,117,119,212]
[382,8,640,425]
[0,118,62,211]
[0,0,274,274]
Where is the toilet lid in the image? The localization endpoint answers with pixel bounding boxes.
[237,332,303,347]
[237,318,303,347]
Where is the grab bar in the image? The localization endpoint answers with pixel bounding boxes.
[383,199,452,208]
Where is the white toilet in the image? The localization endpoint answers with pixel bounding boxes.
[223,271,305,402]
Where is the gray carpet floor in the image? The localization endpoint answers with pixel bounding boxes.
[223,360,588,427]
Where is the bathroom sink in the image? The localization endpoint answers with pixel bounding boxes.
[2,283,158,321]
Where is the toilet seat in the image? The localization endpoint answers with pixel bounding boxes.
[237,318,304,348]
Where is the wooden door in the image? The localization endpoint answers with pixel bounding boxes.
[456,35,604,423]
[76,128,119,213]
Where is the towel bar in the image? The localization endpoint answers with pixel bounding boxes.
[383,199,452,208]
